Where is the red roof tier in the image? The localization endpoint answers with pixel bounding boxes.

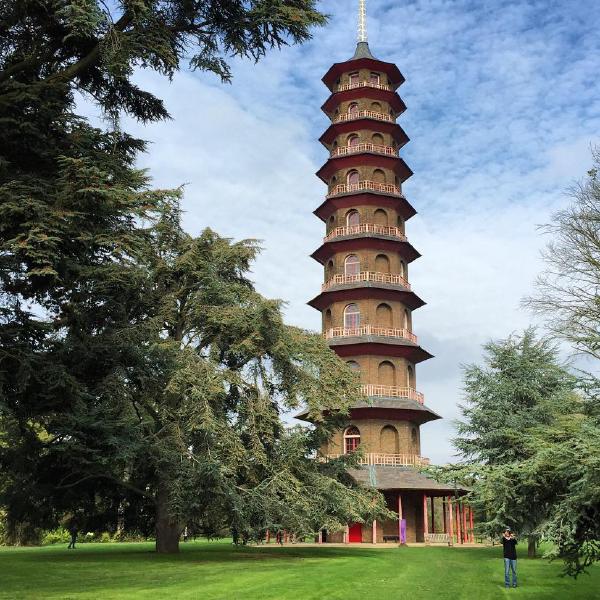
[314,193,417,223]
[308,286,426,312]
[331,341,433,364]
[321,87,406,115]
[322,58,405,92]
[311,237,421,265]
[316,154,413,184]
[319,119,409,148]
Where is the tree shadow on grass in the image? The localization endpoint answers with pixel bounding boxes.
[2,541,390,566]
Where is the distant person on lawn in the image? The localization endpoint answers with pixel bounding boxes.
[67,522,78,549]
[502,528,518,588]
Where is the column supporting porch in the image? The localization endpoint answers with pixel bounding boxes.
[448,496,454,545]
[423,493,429,540]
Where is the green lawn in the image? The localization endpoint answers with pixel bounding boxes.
[1,539,599,600]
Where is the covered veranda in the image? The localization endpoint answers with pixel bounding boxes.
[318,466,473,545]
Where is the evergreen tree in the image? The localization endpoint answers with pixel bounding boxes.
[0,1,391,553]
[452,330,577,557]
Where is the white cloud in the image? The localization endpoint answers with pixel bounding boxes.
[82,0,600,463]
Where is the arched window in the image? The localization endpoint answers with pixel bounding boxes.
[407,365,415,388]
[329,176,337,192]
[380,425,399,453]
[378,360,396,386]
[324,309,332,330]
[346,210,360,226]
[403,309,410,330]
[371,101,382,112]
[373,169,386,183]
[327,215,335,235]
[369,72,380,85]
[397,215,405,232]
[411,427,418,448]
[374,208,388,225]
[375,254,390,274]
[344,303,360,328]
[326,259,334,279]
[371,133,384,146]
[344,426,361,453]
[399,260,406,279]
[376,303,393,328]
[347,134,359,147]
[349,72,359,85]
[348,102,359,114]
[347,170,359,186]
[346,360,360,371]
[344,254,360,275]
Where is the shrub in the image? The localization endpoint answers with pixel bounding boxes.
[42,528,70,545]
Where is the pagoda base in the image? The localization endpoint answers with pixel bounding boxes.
[317,481,472,545]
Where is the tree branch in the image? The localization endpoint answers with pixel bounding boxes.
[44,12,134,86]
[57,473,153,499]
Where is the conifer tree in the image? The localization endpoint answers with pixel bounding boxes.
[451,330,577,557]
[0,1,391,552]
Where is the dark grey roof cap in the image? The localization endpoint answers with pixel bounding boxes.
[352,42,376,60]
[348,465,468,493]
[351,397,441,417]
[294,397,441,423]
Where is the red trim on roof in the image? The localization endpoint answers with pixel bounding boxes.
[313,194,417,223]
[316,154,413,184]
[311,237,420,265]
[308,287,425,311]
[319,120,409,148]
[322,58,405,91]
[322,88,406,115]
[349,407,438,424]
[331,342,433,364]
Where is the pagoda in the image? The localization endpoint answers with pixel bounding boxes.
[297,0,472,545]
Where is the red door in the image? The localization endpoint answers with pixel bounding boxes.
[349,523,362,543]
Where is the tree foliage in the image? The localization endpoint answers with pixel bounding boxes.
[449,330,578,558]
[1,0,326,120]
[0,1,392,554]
[526,148,600,359]
[521,149,600,574]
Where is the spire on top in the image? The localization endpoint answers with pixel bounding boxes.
[352,0,376,59]
[358,0,367,42]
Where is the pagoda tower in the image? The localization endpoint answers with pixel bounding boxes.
[297,1,472,545]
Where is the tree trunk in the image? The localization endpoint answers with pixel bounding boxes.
[155,481,181,554]
[527,536,536,558]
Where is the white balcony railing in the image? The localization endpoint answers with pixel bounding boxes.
[324,223,406,243]
[327,180,401,198]
[325,325,417,344]
[323,453,430,467]
[331,143,396,158]
[333,110,394,124]
[360,384,424,404]
[336,81,392,92]
[322,271,410,292]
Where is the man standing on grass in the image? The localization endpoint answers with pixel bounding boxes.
[67,521,78,550]
[502,528,518,588]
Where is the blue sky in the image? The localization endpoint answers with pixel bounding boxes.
[107,0,600,463]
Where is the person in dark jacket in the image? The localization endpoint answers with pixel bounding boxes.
[67,522,78,549]
[501,528,518,588]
